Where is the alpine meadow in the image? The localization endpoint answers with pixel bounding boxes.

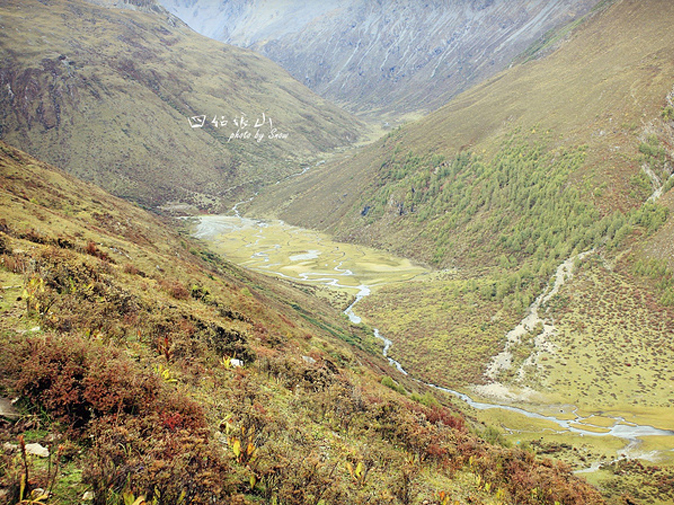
[1,1,674,505]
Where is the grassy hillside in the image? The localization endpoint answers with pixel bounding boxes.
[250,0,674,269]
[243,2,674,486]
[0,141,612,504]
[246,0,674,380]
[0,0,363,212]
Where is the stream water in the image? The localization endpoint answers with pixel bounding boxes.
[192,213,674,464]
[341,285,674,443]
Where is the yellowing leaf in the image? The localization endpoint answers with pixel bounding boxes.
[231,438,241,458]
[246,442,256,456]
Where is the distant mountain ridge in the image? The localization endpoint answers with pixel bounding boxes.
[80,0,164,11]
[158,0,599,118]
[0,0,362,211]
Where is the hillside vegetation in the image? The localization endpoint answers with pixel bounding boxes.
[245,0,674,460]
[250,0,674,270]
[0,141,611,504]
[0,0,362,212]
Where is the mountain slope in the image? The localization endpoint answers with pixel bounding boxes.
[243,1,674,472]
[249,0,674,271]
[159,0,597,118]
[0,140,607,504]
[0,0,362,211]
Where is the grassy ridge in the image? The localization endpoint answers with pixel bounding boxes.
[358,273,521,386]
[540,253,674,425]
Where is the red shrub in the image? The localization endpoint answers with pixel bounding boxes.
[158,279,190,300]
[83,417,230,505]
[426,405,466,431]
[123,263,144,276]
[6,334,204,434]
[12,336,159,429]
[84,241,112,262]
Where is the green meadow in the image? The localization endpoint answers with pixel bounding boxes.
[193,215,429,296]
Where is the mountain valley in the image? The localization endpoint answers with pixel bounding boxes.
[238,0,674,499]
[0,0,362,212]
[158,0,598,119]
[1,0,674,504]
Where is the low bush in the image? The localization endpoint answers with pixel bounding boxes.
[0,333,231,504]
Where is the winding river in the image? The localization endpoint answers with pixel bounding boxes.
[342,285,674,442]
[192,213,674,465]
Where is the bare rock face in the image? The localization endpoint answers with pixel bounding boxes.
[158,0,598,117]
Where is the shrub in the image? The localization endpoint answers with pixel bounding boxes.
[159,279,190,300]
[193,319,256,363]
[1,333,231,504]
[83,417,230,505]
[0,233,9,255]
[83,241,112,262]
[123,263,145,276]
[11,335,159,429]
[381,376,406,395]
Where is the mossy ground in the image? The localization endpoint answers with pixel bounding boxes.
[194,215,428,295]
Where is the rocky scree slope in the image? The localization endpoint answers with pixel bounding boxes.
[159,0,598,118]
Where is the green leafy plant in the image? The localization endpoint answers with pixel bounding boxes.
[22,276,46,315]
[227,426,258,466]
[153,363,177,384]
[14,435,61,505]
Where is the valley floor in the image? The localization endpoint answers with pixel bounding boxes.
[193,212,674,505]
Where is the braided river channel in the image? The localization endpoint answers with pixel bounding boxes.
[190,213,674,470]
